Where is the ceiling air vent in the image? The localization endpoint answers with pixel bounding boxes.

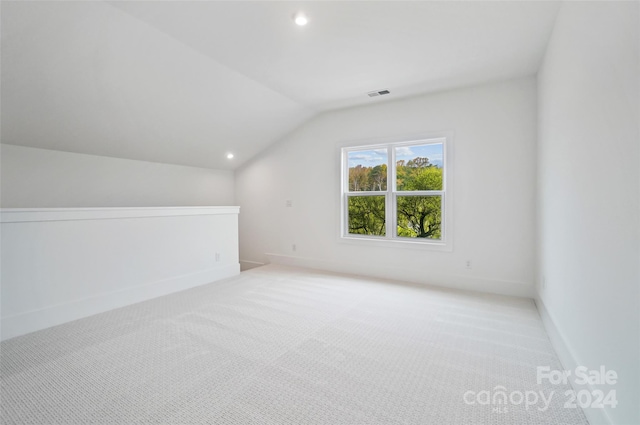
[367,89,390,98]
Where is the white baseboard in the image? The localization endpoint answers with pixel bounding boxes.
[265,253,533,298]
[0,264,240,341]
[535,296,612,425]
[239,259,266,271]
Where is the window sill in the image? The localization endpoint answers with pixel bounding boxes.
[339,235,453,252]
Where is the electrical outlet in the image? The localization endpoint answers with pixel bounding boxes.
[215,252,221,262]
[466,260,472,269]
[285,200,293,207]
[292,244,297,252]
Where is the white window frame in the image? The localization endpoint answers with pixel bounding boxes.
[339,133,453,251]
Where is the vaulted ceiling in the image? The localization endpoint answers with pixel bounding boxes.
[1,1,560,169]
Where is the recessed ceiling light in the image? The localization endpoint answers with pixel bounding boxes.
[226,153,234,159]
[293,12,308,26]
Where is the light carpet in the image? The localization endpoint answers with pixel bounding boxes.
[1,264,587,424]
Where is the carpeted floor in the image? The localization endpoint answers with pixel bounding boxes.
[1,265,587,424]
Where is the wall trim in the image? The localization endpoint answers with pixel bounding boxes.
[535,296,612,425]
[0,206,240,223]
[1,263,240,341]
[240,259,266,271]
[265,253,533,298]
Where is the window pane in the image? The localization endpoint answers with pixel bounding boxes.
[396,143,443,191]
[348,149,388,191]
[397,195,441,239]
[348,196,386,236]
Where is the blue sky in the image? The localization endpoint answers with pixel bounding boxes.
[348,143,443,168]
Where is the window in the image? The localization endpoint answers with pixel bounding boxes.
[340,136,450,248]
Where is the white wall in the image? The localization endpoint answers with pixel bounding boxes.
[0,144,235,208]
[1,207,240,340]
[537,2,639,424]
[236,78,537,297]
[0,146,240,340]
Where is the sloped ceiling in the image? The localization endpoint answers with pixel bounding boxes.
[1,1,560,170]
